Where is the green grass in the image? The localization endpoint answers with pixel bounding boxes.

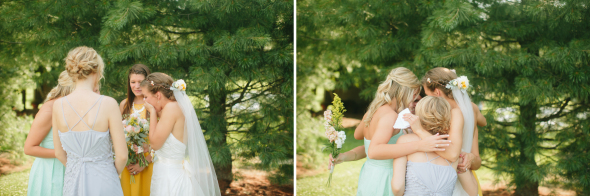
[297,128,366,196]
[0,169,29,196]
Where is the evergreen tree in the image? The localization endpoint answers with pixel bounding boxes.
[1,0,293,188]
[298,0,590,195]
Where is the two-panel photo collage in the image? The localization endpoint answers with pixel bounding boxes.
[0,0,588,196]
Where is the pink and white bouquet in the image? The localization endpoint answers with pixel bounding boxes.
[323,93,346,187]
[122,112,150,183]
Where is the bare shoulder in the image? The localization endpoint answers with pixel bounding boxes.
[101,96,119,108]
[451,107,463,118]
[398,133,419,144]
[162,102,183,117]
[471,102,481,113]
[120,98,128,107]
[52,97,63,112]
[41,99,56,111]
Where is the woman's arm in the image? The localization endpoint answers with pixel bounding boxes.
[52,100,67,165]
[145,102,177,150]
[368,112,450,160]
[457,170,479,196]
[391,135,413,196]
[392,155,407,196]
[24,101,56,158]
[328,145,366,169]
[105,97,128,174]
[459,127,481,172]
[409,108,464,162]
[354,113,368,140]
[119,99,127,114]
[472,102,486,127]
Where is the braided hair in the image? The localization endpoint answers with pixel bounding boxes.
[421,67,457,99]
[140,72,176,101]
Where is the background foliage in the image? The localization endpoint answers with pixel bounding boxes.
[0,0,293,187]
[297,0,590,195]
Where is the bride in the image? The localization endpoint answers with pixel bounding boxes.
[140,72,221,196]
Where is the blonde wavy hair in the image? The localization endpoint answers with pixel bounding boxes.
[421,67,457,99]
[364,67,421,126]
[65,46,105,83]
[415,96,452,135]
[44,71,75,102]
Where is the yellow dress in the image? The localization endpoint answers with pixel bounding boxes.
[120,103,153,196]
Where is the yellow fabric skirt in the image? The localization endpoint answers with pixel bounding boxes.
[473,170,483,196]
[120,152,153,196]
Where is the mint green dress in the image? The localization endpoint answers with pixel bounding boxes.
[27,129,65,196]
[357,130,404,196]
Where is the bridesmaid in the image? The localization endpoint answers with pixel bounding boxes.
[118,64,153,196]
[24,71,74,196]
[25,71,100,195]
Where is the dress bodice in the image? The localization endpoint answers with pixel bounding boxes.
[155,133,186,162]
[363,130,404,168]
[40,129,55,149]
[404,153,457,195]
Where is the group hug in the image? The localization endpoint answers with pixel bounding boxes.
[328,67,487,196]
[23,46,221,196]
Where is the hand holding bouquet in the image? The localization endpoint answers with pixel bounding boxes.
[122,112,150,183]
[323,93,347,187]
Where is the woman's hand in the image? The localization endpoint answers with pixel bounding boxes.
[457,152,474,174]
[127,163,146,175]
[417,133,451,152]
[328,153,345,170]
[143,98,156,113]
[402,113,424,134]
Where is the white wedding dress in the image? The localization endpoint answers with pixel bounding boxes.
[150,133,205,196]
[149,83,221,196]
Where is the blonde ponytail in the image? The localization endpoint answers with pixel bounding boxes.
[364,67,421,127]
[44,71,75,102]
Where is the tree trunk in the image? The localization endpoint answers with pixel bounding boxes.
[209,85,232,192]
[515,102,539,196]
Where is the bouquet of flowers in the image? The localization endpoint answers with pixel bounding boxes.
[122,112,150,183]
[323,93,347,187]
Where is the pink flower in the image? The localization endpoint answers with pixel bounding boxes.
[133,126,141,133]
[324,110,332,122]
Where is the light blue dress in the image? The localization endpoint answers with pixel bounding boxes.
[27,128,65,196]
[357,130,404,196]
[58,96,123,196]
[404,152,457,195]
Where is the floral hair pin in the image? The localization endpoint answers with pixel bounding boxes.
[150,81,154,86]
[170,79,186,91]
[445,76,470,93]
[427,78,431,83]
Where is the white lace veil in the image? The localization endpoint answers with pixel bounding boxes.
[451,89,475,153]
[172,88,221,196]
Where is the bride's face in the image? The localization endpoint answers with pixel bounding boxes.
[129,74,145,97]
[141,87,162,112]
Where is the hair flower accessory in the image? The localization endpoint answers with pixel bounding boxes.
[150,81,154,86]
[171,79,187,91]
[445,76,470,93]
[427,78,431,83]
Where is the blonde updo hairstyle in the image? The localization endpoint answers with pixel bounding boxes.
[364,67,421,126]
[422,67,457,99]
[415,96,452,135]
[65,46,105,83]
[44,71,75,102]
[140,72,176,101]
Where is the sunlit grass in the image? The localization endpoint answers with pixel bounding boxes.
[0,169,29,196]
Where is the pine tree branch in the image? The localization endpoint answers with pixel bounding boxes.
[496,121,516,127]
[302,36,331,42]
[0,40,24,44]
[160,28,199,35]
[537,105,587,122]
[537,97,570,121]
[228,80,252,107]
